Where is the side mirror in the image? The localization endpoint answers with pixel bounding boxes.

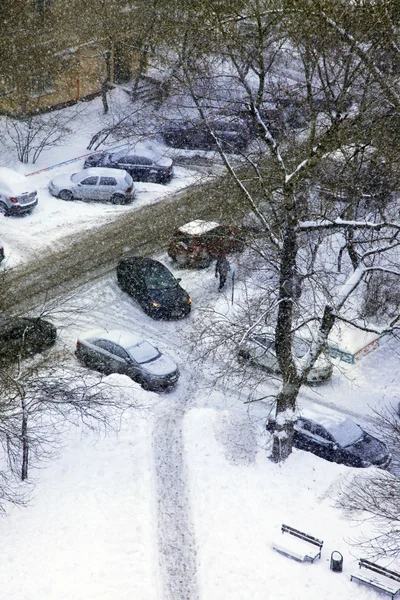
[176,277,182,283]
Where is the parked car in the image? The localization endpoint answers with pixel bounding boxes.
[238,333,333,383]
[116,256,192,319]
[48,167,135,204]
[0,239,4,263]
[266,407,392,469]
[0,315,57,366]
[162,117,250,152]
[0,167,38,216]
[84,151,174,184]
[168,219,244,268]
[75,329,179,391]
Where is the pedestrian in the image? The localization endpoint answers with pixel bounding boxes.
[215,251,230,291]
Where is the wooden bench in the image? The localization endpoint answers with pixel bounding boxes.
[351,559,400,599]
[272,524,323,563]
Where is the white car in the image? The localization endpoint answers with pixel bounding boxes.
[49,167,135,204]
[238,333,333,383]
[0,167,38,216]
[75,329,179,391]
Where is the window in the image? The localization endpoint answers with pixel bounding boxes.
[297,419,312,432]
[94,340,116,353]
[31,73,54,97]
[80,177,98,186]
[311,424,332,441]
[111,345,130,360]
[99,177,117,186]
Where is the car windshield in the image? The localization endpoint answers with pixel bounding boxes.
[144,268,177,290]
[328,419,364,447]
[128,341,160,364]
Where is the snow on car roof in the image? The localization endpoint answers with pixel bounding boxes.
[299,405,347,428]
[83,167,128,178]
[0,167,35,194]
[80,329,144,348]
[0,167,26,185]
[178,219,221,236]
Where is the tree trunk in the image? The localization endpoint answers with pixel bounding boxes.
[21,401,28,481]
[101,48,112,115]
[271,195,301,462]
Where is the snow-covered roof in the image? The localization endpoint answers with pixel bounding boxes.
[0,167,35,194]
[178,220,221,236]
[80,329,144,348]
[328,322,380,353]
[82,167,129,179]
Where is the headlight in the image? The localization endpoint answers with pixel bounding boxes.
[152,301,159,307]
[188,297,192,304]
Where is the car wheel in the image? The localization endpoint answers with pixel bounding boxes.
[59,190,74,201]
[111,194,126,205]
[140,378,151,391]
[0,202,8,216]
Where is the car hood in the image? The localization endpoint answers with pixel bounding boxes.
[149,286,190,306]
[50,173,72,187]
[346,433,389,465]
[142,354,178,377]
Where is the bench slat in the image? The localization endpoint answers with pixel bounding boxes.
[273,536,321,563]
[351,572,400,594]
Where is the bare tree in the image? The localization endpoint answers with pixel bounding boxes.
[147,0,400,462]
[4,108,82,164]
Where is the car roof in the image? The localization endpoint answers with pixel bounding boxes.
[298,405,351,431]
[120,256,169,269]
[80,329,145,348]
[177,219,221,236]
[81,167,128,178]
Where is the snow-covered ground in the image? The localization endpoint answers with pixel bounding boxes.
[1,89,399,599]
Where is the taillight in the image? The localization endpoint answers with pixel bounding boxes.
[9,197,18,204]
[76,341,81,348]
[166,167,172,174]
[126,187,133,193]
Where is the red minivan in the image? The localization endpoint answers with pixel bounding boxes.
[168,219,244,268]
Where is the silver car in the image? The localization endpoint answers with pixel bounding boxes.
[75,329,179,391]
[49,167,135,204]
[0,167,38,216]
[238,333,333,383]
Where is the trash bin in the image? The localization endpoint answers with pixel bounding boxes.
[330,551,343,572]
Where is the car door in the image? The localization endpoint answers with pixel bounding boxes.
[92,339,125,374]
[77,175,99,199]
[98,176,119,201]
[295,419,335,460]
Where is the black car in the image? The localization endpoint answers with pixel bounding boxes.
[0,315,57,366]
[266,409,391,469]
[84,151,174,184]
[162,118,250,152]
[116,257,192,319]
